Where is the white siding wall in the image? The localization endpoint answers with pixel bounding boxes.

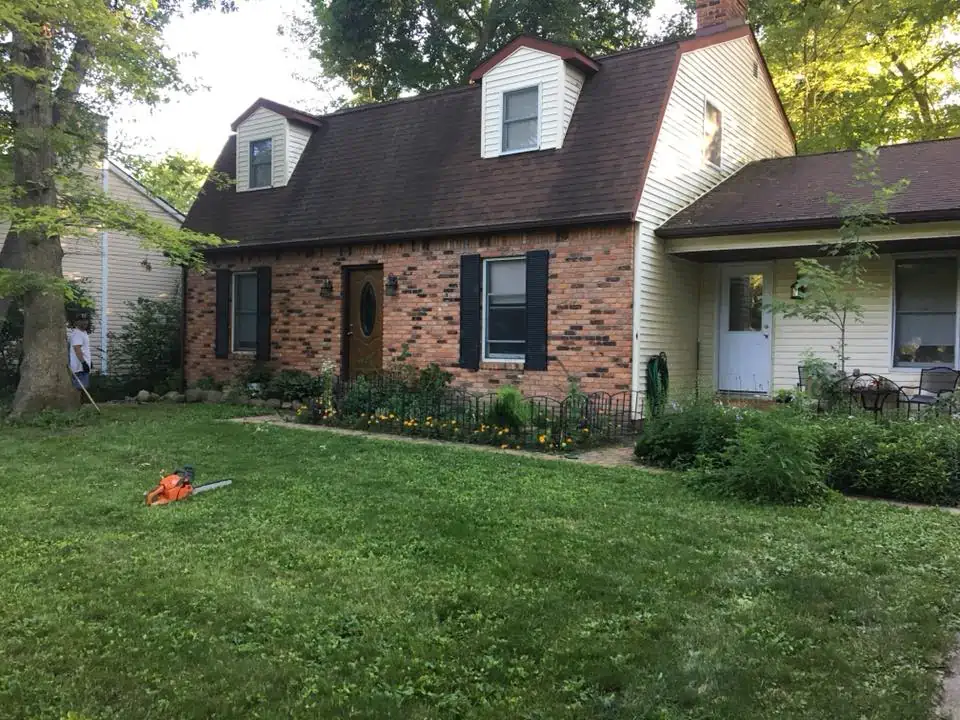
[0,165,181,373]
[697,255,941,392]
[560,65,585,144]
[481,47,564,158]
[235,107,287,192]
[286,123,313,181]
[632,34,795,399]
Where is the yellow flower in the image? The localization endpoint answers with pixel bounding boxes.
[582,428,590,434]
[538,435,546,444]
[500,444,509,449]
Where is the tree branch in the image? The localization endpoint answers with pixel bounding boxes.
[53,36,94,115]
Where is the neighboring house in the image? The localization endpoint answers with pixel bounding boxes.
[183,0,960,405]
[1,159,185,373]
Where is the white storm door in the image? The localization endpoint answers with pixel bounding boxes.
[718,264,773,393]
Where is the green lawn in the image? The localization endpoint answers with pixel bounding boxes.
[3,406,960,719]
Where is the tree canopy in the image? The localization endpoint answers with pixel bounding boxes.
[304,0,662,104]
[122,152,214,215]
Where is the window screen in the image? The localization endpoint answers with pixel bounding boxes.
[703,101,722,167]
[249,138,272,189]
[502,87,539,153]
[484,258,526,359]
[233,272,259,352]
[895,259,957,366]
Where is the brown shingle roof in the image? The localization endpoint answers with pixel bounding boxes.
[184,38,681,249]
[657,137,960,238]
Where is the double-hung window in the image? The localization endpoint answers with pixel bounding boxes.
[232,272,259,352]
[484,258,526,360]
[249,138,273,189]
[502,87,539,153]
[894,258,958,366]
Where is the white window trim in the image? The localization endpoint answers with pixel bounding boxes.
[702,98,723,170]
[889,253,960,370]
[500,84,542,156]
[249,137,274,189]
[231,271,258,354]
[481,256,527,363]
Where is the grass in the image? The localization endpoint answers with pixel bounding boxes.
[3,405,960,719]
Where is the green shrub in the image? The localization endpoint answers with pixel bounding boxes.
[194,376,222,392]
[485,386,530,434]
[266,370,316,402]
[819,417,960,506]
[634,401,742,469]
[109,297,181,394]
[691,412,831,506]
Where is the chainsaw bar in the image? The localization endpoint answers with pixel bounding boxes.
[192,479,233,495]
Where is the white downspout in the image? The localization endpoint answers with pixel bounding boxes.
[99,159,109,374]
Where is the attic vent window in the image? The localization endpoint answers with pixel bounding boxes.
[703,101,723,168]
[502,86,539,153]
[249,138,272,189]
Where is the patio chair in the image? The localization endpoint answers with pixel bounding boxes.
[902,366,960,411]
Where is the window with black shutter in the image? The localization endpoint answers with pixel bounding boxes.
[232,272,259,352]
[483,257,527,361]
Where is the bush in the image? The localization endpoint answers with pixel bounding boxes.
[109,297,181,394]
[819,417,960,506]
[691,412,831,506]
[634,401,742,469]
[485,386,530,434]
[265,370,317,402]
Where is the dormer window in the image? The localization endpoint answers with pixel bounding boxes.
[249,138,273,188]
[502,87,539,153]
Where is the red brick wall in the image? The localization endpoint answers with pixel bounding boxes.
[185,224,635,398]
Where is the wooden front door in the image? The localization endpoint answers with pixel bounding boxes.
[344,266,383,379]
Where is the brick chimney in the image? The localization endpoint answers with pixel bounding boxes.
[696,0,748,36]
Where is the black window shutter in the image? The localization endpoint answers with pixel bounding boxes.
[214,269,231,359]
[255,266,272,361]
[525,250,549,371]
[459,254,482,371]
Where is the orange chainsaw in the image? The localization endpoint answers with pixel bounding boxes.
[145,466,233,506]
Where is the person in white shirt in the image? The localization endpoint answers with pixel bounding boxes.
[67,315,92,391]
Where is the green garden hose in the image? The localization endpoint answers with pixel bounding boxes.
[646,352,669,418]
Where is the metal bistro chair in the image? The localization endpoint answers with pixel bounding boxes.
[849,374,907,419]
[902,366,960,414]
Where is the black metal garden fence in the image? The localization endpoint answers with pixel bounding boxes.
[302,372,643,452]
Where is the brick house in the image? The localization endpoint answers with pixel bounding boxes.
[183,0,960,402]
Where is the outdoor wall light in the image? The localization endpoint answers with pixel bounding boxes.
[319,279,334,297]
[386,273,400,296]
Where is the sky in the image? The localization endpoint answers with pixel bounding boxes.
[112,0,685,165]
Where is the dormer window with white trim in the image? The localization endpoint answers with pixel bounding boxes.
[470,37,599,159]
[502,87,540,153]
[249,138,273,189]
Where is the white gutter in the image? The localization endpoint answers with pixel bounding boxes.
[100,158,109,374]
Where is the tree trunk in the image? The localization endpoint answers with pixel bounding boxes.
[9,30,77,416]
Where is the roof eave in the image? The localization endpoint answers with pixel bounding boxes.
[200,211,636,255]
[656,209,960,239]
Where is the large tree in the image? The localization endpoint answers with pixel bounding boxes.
[305,0,659,104]
[752,0,960,152]
[0,1,234,416]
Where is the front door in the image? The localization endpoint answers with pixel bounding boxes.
[344,266,383,379]
[717,264,773,393]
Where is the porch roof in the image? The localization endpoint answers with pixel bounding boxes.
[657,137,960,240]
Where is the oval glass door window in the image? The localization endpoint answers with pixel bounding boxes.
[360,281,377,337]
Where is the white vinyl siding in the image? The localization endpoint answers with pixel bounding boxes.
[481,47,563,158]
[235,107,287,192]
[560,65,585,144]
[286,123,313,181]
[631,34,795,401]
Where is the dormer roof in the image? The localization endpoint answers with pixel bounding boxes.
[468,36,601,83]
[230,98,323,132]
